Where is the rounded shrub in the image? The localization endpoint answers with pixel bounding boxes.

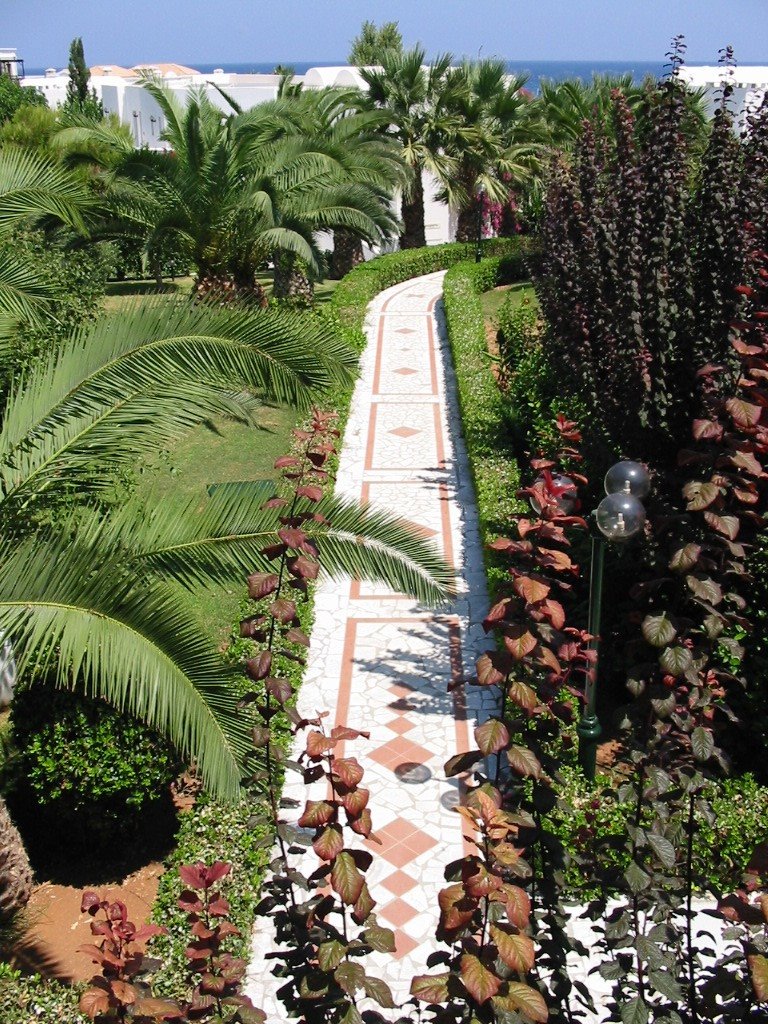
[9,685,181,840]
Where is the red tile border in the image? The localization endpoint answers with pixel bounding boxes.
[350,479,455,600]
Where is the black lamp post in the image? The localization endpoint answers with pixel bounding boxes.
[475,183,485,263]
[578,461,650,782]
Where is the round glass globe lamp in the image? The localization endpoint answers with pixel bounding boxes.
[596,493,646,541]
[604,461,650,499]
[530,473,578,515]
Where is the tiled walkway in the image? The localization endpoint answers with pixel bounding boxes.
[246,271,497,1016]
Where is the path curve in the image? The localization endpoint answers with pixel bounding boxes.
[246,271,495,1017]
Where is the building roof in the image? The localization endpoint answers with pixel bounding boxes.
[90,64,135,78]
[132,62,200,77]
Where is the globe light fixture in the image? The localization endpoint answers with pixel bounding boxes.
[604,460,651,500]
[595,492,646,541]
[578,460,650,783]
[529,473,578,515]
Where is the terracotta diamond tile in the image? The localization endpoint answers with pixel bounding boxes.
[388,425,421,438]
[369,736,433,771]
[401,520,438,540]
[393,367,418,376]
[392,929,420,960]
[378,817,418,842]
[395,327,416,334]
[382,870,418,897]
[404,830,438,857]
[380,898,418,927]
[388,682,416,697]
[385,717,415,735]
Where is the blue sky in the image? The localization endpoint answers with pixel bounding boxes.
[6,0,768,68]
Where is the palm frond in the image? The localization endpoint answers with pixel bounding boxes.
[0,529,250,800]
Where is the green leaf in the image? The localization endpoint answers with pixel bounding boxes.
[410,973,450,1004]
[460,954,501,1004]
[691,726,714,763]
[659,645,693,677]
[642,613,676,648]
[362,924,396,953]
[490,925,535,973]
[749,954,768,1002]
[334,961,365,996]
[624,860,651,894]
[685,575,722,605]
[495,983,548,1023]
[646,833,676,870]
[649,969,684,1002]
[621,998,649,1024]
[363,975,395,1008]
[507,745,542,779]
[331,851,364,905]
[669,544,701,572]
[683,480,719,511]
[317,940,347,972]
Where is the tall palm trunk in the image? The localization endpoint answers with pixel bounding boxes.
[330,229,365,279]
[273,253,314,305]
[0,796,33,923]
[399,170,426,249]
[455,167,481,243]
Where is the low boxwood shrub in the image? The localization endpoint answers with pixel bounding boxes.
[441,249,531,592]
[0,969,86,1023]
[9,684,180,843]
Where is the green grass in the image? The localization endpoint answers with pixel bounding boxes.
[133,407,299,646]
[104,274,339,313]
[480,280,537,325]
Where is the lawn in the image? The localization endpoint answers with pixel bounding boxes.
[480,279,537,324]
[104,276,336,645]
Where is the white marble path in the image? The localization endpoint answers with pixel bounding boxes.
[245,272,735,1023]
[246,271,497,1017]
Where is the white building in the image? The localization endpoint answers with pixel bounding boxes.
[20,60,458,246]
[678,65,768,133]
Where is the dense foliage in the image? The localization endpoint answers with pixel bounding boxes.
[536,50,768,461]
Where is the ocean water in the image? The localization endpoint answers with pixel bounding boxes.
[188,59,668,92]
[27,59,684,92]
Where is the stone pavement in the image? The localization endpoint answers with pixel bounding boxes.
[246,271,498,1017]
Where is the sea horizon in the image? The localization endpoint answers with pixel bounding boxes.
[25,58,766,92]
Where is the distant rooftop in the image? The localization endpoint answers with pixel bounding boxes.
[132,62,200,77]
[90,64,135,78]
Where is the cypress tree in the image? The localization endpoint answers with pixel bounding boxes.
[66,37,90,107]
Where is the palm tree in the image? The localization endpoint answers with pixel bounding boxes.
[280,87,406,278]
[0,148,94,340]
[536,73,709,153]
[0,298,453,802]
[91,81,400,302]
[360,46,463,249]
[440,59,543,242]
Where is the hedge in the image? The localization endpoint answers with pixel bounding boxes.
[440,248,532,592]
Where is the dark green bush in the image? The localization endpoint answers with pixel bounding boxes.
[551,766,768,895]
[10,685,180,834]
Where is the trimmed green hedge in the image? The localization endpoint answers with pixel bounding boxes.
[441,249,531,592]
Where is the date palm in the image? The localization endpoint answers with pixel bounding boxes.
[98,81,400,302]
[440,59,543,242]
[0,297,453,801]
[360,46,463,248]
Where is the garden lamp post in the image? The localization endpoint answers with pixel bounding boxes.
[578,461,650,782]
[475,184,485,263]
